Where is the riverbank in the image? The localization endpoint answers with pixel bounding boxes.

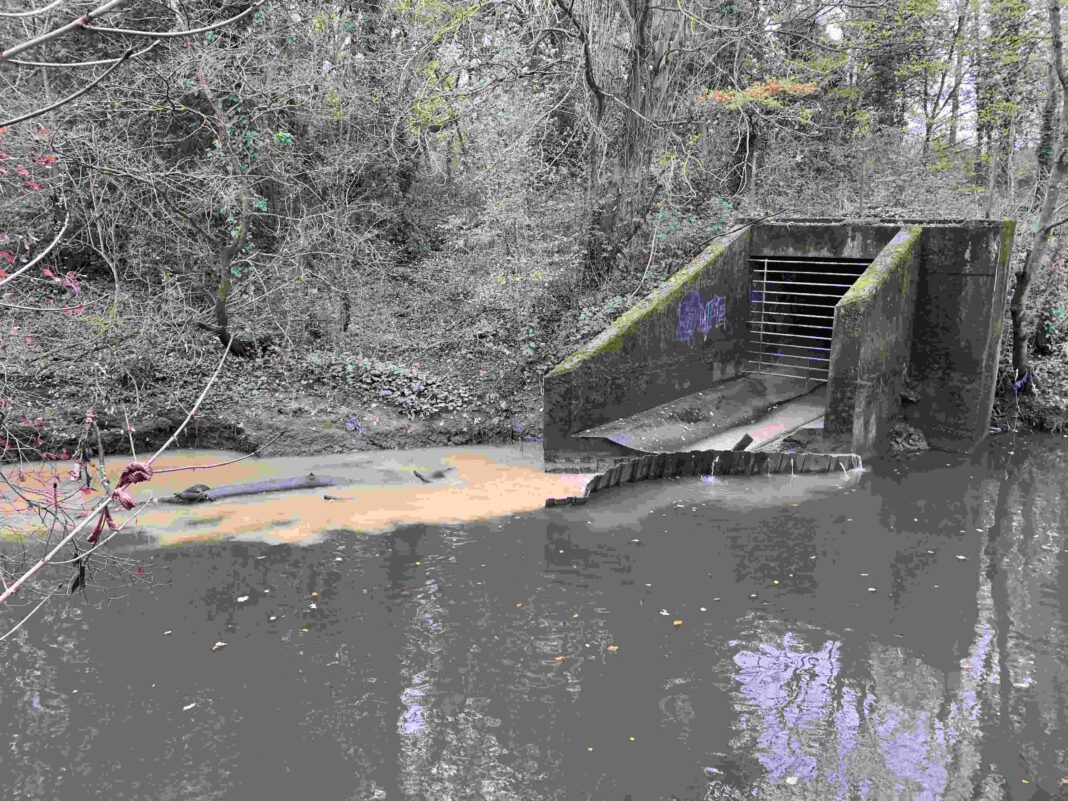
[8,343,1064,463]
[5,283,1065,462]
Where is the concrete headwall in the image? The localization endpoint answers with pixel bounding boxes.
[750,221,898,259]
[543,227,751,465]
[826,226,922,452]
[905,221,1016,450]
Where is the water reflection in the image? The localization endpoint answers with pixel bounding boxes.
[719,437,1068,800]
[1,436,1065,799]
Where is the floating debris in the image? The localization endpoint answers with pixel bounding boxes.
[182,702,197,711]
[211,641,228,652]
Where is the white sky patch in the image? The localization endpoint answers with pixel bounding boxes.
[826,22,843,42]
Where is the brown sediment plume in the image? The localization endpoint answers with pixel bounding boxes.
[124,452,593,545]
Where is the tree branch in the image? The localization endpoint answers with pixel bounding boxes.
[0,48,133,127]
[0,0,128,62]
[4,40,157,69]
[0,0,67,19]
[87,1,263,38]
[0,336,233,608]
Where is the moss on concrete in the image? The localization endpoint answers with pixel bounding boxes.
[548,233,746,377]
[998,220,1017,269]
[841,226,922,309]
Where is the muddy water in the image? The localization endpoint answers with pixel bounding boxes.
[1,446,594,545]
[1,436,1066,800]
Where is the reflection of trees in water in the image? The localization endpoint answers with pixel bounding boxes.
[722,438,1068,800]
[396,524,563,801]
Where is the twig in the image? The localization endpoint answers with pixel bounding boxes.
[0,212,70,291]
[123,405,137,461]
[147,336,232,463]
[0,0,66,18]
[4,40,157,68]
[51,499,152,564]
[0,337,232,607]
[152,430,286,474]
[0,590,57,642]
[0,49,133,127]
[88,2,263,38]
[630,216,661,300]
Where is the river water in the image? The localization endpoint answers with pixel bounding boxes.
[1,436,1066,800]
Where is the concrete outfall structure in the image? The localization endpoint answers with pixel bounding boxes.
[543,218,1016,474]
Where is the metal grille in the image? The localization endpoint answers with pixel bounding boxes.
[746,255,870,382]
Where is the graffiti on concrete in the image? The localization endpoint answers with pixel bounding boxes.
[678,291,728,342]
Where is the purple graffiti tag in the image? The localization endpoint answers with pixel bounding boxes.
[698,300,713,335]
[709,295,727,328]
[677,292,703,341]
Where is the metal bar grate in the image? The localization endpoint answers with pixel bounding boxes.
[745,254,869,382]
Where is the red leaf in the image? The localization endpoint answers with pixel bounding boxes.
[25,181,42,191]
[16,164,29,178]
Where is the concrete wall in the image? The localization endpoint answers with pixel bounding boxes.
[905,221,1016,450]
[750,221,898,259]
[543,227,751,465]
[825,227,923,453]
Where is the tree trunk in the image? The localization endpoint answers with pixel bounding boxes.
[948,2,968,147]
[1009,0,1068,392]
[1038,62,1060,177]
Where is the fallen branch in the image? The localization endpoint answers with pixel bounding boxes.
[160,473,349,504]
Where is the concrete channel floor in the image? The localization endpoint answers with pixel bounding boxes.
[574,374,827,453]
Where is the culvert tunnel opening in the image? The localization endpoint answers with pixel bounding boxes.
[747,254,871,383]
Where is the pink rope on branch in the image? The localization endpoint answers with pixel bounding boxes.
[87,461,153,543]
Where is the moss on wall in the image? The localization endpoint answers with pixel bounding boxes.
[548,233,747,377]
[998,220,1017,269]
[841,226,922,309]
